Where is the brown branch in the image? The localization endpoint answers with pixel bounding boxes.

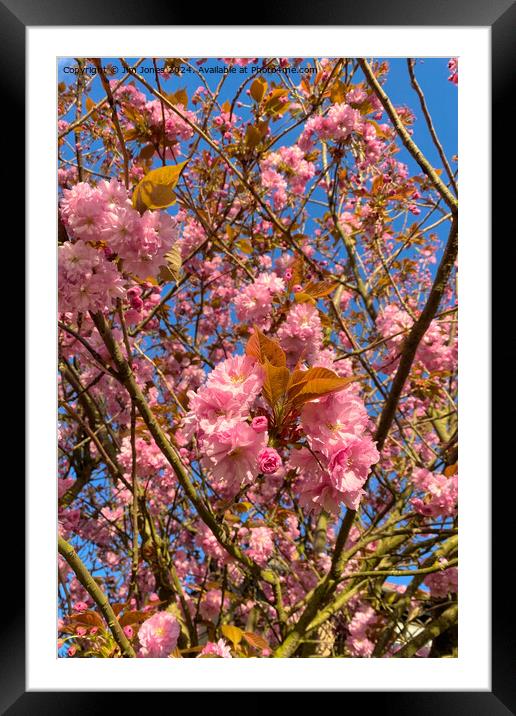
[373,535,457,656]
[129,401,139,601]
[58,321,119,379]
[374,216,458,451]
[73,59,85,182]
[58,535,136,657]
[334,220,377,321]
[60,402,131,491]
[407,59,458,194]
[93,59,130,188]
[359,59,458,214]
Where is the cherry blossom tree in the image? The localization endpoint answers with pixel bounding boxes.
[57,57,458,659]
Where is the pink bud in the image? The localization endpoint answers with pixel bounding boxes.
[251,416,268,433]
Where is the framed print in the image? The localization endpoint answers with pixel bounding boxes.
[4,0,512,710]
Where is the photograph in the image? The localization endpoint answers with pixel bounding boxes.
[0,0,506,702]
[56,55,460,660]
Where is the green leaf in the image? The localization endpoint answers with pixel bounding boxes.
[139,144,155,161]
[287,256,305,291]
[118,610,150,627]
[293,292,316,304]
[174,87,188,107]
[264,88,290,113]
[236,239,253,254]
[166,88,188,107]
[444,463,458,477]
[330,80,347,104]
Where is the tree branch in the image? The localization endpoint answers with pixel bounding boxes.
[359,58,458,214]
[392,602,458,658]
[407,58,458,194]
[58,535,136,657]
[374,216,458,451]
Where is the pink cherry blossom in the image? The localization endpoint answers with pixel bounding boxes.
[258,447,282,474]
[425,567,458,598]
[202,420,267,496]
[277,303,323,364]
[411,467,458,518]
[448,58,458,85]
[137,611,180,658]
[199,639,232,658]
[247,526,274,565]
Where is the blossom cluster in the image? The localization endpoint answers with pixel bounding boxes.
[345,603,379,657]
[233,272,285,328]
[448,58,458,86]
[180,321,379,516]
[59,179,177,315]
[298,101,385,165]
[411,467,458,518]
[111,81,197,150]
[180,354,271,498]
[376,304,457,374]
[260,145,316,210]
[424,566,458,598]
[291,389,379,513]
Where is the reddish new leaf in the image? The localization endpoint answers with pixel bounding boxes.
[301,279,339,299]
[118,610,150,628]
[245,326,286,367]
[262,360,291,412]
[243,631,270,651]
[287,368,358,412]
[69,610,104,629]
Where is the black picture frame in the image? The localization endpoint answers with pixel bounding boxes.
[6,0,513,711]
